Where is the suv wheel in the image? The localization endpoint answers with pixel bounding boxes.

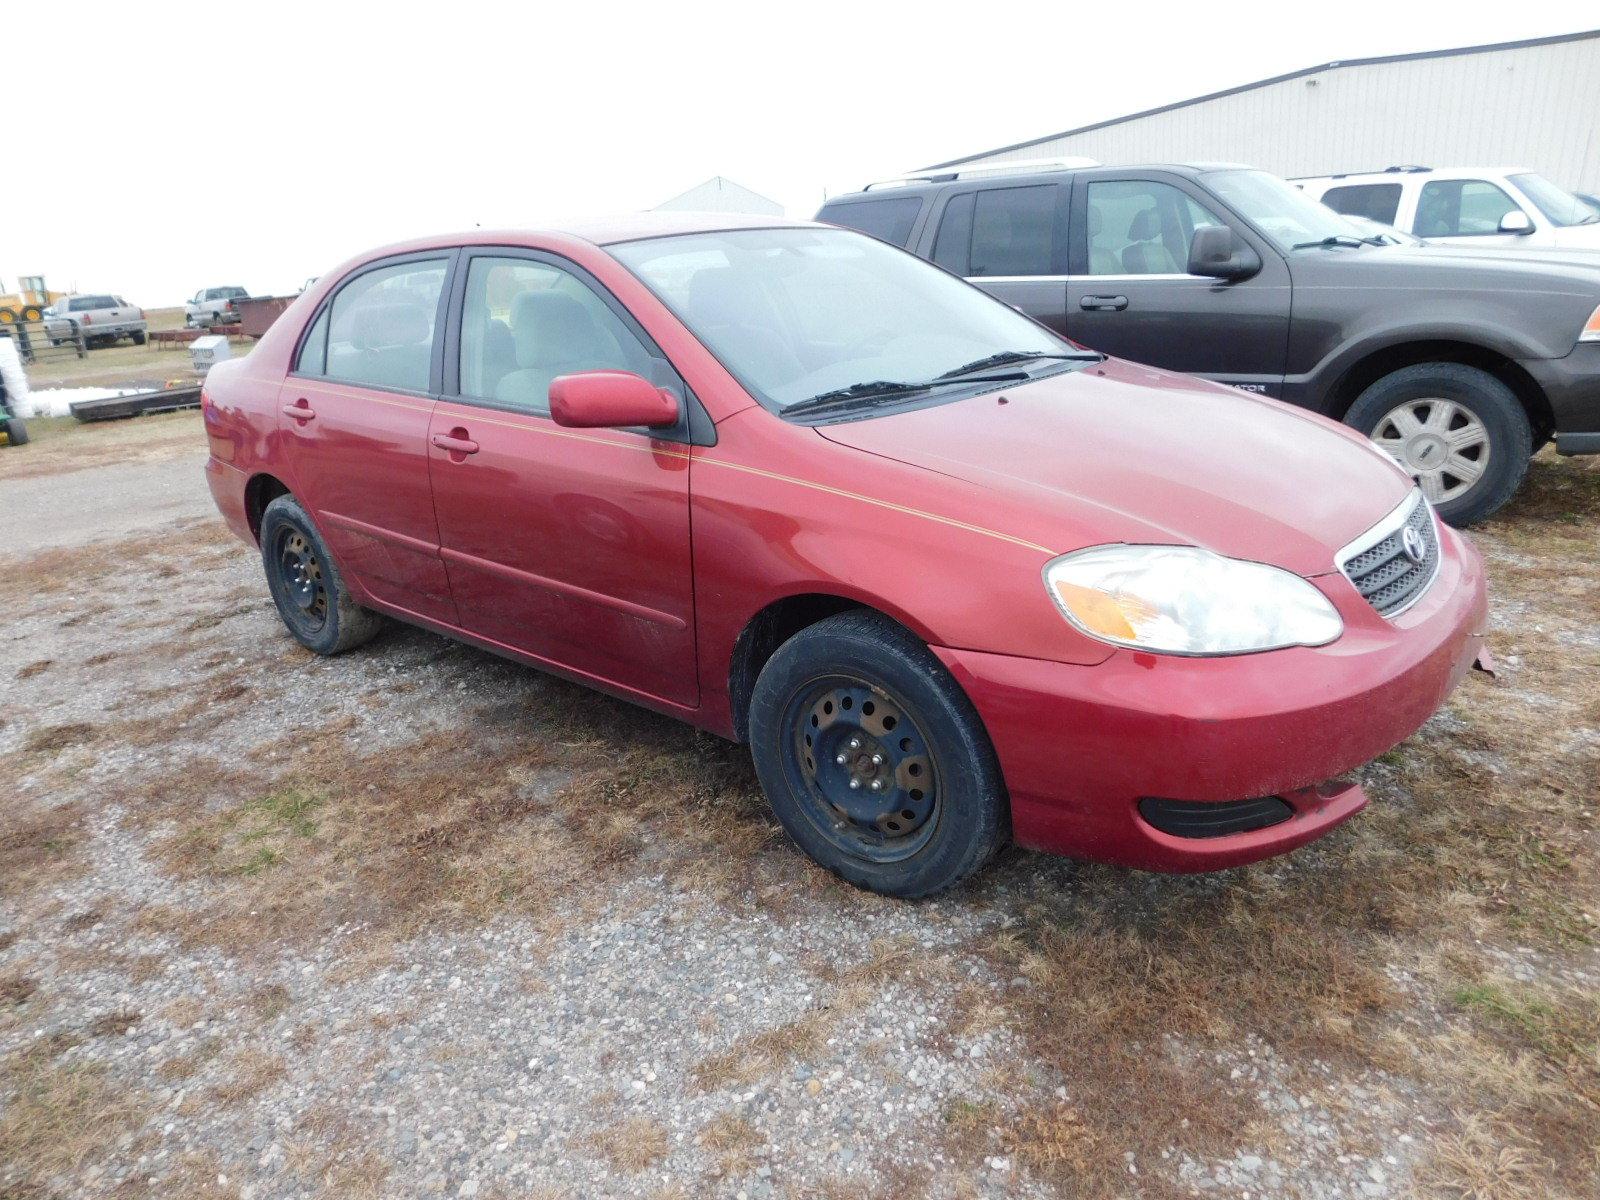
[259,495,384,654]
[747,611,1008,897]
[132,330,147,346]
[1344,363,1531,526]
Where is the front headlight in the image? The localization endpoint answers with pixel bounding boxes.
[1580,302,1600,345]
[1044,545,1343,656]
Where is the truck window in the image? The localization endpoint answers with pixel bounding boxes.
[1321,183,1402,225]
[1416,179,1518,237]
[817,197,923,248]
[969,185,1057,277]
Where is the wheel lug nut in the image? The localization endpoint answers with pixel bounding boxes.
[835,754,847,765]
[848,737,861,750]
[849,778,861,790]
[871,754,883,766]
[870,779,884,791]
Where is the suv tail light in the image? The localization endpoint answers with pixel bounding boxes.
[81,314,92,325]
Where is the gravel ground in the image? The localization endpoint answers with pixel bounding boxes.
[3,421,1596,1200]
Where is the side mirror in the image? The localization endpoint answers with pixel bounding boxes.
[1187,225,1261,280]
[549,370,679,430]
[1499,210,1534,235]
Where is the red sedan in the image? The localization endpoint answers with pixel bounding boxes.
[202,214,1488,896]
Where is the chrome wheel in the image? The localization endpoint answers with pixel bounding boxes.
[1370,398,1490,504]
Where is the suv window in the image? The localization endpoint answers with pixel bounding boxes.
[819,197,923,248]
[1086,180,1224,275]
[968,185,1056,277]
[1321,183,1402,225]
[458,256,651,414]
[324,259,447,393]
[1416,179,1518,237]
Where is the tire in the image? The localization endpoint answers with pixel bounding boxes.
[259,495,383,654]
[2,417,28,447]
[1344,362,1532,527]
[132,330,147,346]
[747,610,1008,897]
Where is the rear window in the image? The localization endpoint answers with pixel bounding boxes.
[1320,183,1402,225]
[968,184,1058,277]
[816,197,923,247]
[323,259,448,393]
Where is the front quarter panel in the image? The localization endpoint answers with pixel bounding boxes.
[690,408,1115,737]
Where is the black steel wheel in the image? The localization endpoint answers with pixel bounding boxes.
[259,494,383,655]
[749,610,1007,897]
[781,676,942,864]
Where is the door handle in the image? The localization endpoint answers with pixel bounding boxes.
[281,400,316,421]
[431,431,480,456]
[1079,295,1129,312]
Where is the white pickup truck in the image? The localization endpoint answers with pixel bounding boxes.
[185,286,249,328]
[43,294,148,348]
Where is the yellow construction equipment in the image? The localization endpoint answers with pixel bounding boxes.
[0,276,64,324]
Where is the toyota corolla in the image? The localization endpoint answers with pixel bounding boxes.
[202,214,1490,897]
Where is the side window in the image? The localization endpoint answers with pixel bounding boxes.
[295,306,330,376]
[818,198,923,247]
[931,192,975,275]
[458,256,652,414]
[1322,183,1402,225]
[324,259,447,393]
[968,185,1056,277]
[1416,179,1518,237]
[1086,180,1226,275]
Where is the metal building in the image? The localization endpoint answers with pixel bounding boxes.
[654,176,784,216]
[926,29,1600,192]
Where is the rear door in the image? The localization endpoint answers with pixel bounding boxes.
[427,249,698,707]
[1065,173,1291,395]
[920,181,1071,335]
[275,252,459,625]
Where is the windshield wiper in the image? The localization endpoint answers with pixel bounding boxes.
[935,349,1098,379]
[782,380,934,417]
[1291,234,1373,250]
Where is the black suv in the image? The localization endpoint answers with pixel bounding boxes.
[817,163,1600,524]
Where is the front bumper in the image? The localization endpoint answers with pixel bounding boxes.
[934,529,1488,872]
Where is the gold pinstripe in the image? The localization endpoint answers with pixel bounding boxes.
[284,384,1048,555]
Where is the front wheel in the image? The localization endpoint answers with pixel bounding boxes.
[747,611,1007,897]
[1345,363,1531,526]
[259,495,383,654]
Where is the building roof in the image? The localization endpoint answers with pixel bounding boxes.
[654,176,785,216]
[925,28,1600,170]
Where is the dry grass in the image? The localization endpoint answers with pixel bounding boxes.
[0,408,209,483]
[699,1111,764,1173]
[582,1114,671,1171]
[211,1048,287,1104]
[0,1042,148,1186]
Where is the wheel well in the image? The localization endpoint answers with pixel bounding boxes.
[1327,340,1555,444]
[727,594,872,743]
[244,474,292,542]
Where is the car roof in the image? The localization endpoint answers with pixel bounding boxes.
[825,162,1249,202]
[1300,166,1536,183]
[382,211,819,254]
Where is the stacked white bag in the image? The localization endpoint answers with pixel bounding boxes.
[0,336,32,417]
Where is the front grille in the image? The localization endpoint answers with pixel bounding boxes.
[1339,493,1440,618]
[1138,796,1295,839]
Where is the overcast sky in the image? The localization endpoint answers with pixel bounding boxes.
[8,1,1595,305]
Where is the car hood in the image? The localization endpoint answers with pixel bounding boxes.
[813,358,1414,577]
[1300,242,1600,292]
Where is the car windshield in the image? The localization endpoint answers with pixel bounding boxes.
[608,227,1080,413]
[1205,169,1371,251]
[1510,173,1600,226]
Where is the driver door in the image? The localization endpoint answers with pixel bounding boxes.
[1065,174,1291,396]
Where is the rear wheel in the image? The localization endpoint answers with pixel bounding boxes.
[2,417,28,447]
[1345,363,1531,526]
[748,611,1007,897]
[259,495,383,654]
[131,330,147,346]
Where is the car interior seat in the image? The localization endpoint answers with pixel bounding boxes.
[496,291,628,410]
[337,303,433,390]
[1122,209,1180,274]
[1088,206,1122,275]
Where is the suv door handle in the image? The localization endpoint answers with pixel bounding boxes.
[1079,295,1129,312]
[431,430,480,456]
[281,400,316,421]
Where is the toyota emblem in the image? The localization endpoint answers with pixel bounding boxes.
[1401,526,1426,565]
